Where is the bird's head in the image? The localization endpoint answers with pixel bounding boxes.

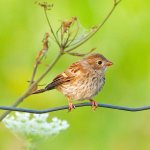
[85,53,113,74]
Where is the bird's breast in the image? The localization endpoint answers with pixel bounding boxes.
[57,73,105,101]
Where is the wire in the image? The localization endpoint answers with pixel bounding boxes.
[0,103,150,114]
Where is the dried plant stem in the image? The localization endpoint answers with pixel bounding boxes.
[29,63,39,86]
[65,22,80,48]
[44,8,60,46]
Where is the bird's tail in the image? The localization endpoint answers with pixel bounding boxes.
[32,82,55,94]
[32,88,47,94]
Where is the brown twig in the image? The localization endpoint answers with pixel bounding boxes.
[43,7,60,47]
[65,20,80,48]
[66,48,96,57]
[29,32,49,87]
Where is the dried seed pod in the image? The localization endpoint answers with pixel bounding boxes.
[62,17,77,33]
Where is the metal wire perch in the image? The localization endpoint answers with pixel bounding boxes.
[0,103,150,114]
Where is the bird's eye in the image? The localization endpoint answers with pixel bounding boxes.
[97,60,102,65]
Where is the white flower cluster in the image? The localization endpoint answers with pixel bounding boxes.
[3,112,69,138]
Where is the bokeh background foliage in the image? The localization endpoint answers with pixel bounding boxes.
[0,0,150,150]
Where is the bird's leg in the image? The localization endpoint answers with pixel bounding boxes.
[67,96,75,112]
[89,99,98,111]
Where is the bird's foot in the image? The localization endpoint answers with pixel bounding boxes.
[90,100,98,111]
[68,103,75,112]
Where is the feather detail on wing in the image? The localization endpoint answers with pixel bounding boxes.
[45,61,86,90]
[45,73,73,90]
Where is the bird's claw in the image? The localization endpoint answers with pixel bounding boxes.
[90,100,98,111]
[68,103,75,112]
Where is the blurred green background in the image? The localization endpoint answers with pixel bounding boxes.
[0,0,150,150]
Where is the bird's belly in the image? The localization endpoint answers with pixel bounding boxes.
[57,76,105,101]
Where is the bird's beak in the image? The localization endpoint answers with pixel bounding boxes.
[106,61,113,66]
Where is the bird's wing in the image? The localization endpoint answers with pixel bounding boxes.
[32,73,73,94]
[45,74,72,90]
[45,61,86,90]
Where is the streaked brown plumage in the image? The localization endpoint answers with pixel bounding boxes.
[33,53,113,111]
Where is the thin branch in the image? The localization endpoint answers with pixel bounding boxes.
[0,103,150,114]
[65,21,80,48]
[63,32,71,47]
[66,47,96,57]
[29,33,49,86]
[44,8,60,47]
[29,63,39,86]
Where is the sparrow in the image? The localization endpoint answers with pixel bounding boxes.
[32,53,113,111]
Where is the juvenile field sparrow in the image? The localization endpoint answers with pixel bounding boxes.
[33,53,113,111]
